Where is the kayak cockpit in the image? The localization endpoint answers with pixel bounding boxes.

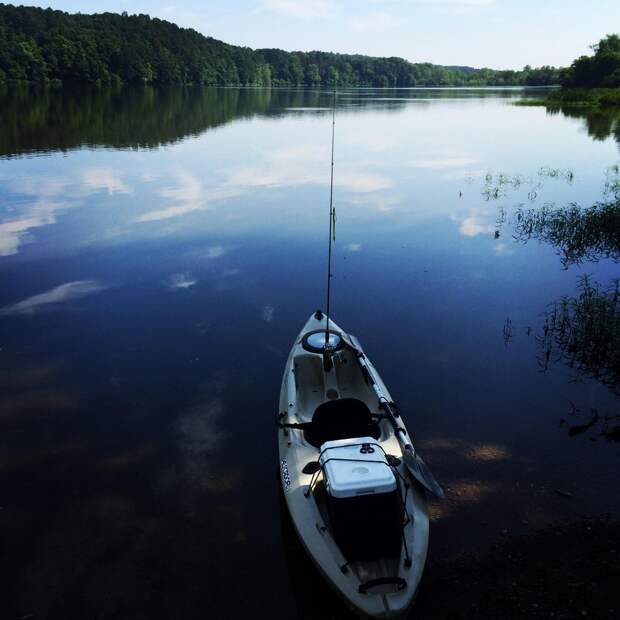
[304,398,381,448]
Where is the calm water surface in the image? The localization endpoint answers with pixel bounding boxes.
[0,86,618,619]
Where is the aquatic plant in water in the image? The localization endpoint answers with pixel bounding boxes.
[538,166,575,183]
[538,275,620,396]
[512,199,620,266]
[481,169,572,203]
[603,164,620,198]
[504,276,620,441]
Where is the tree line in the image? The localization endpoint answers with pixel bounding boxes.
[0,4,560,87]
[561,34,620,88]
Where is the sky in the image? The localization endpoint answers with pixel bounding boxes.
[15,1,620,70]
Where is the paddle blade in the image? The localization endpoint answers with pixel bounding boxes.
[402,449,445,499]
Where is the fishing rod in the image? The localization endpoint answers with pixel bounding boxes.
[324,87,336,372]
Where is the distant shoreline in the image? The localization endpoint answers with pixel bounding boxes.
[0,81,556,92]
[0,4,561,88]
[516,87,620,109]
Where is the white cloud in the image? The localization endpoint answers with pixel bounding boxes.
[160,170,203,203]
[349,193,401,214]
[260,0,335,18]
[452,209,496,237]
[420,0,494,5]
[11,176,67,198]
[135,205,200,223]
[410,157,479,169]
[262,305,275,322]
[494,241,514,256]
[134,170,205,223]
[346,131,396,152]
[350,11,398,33]
[0,280,106,316]
[419,0,495,16]
[81,168,131,195]
[228,144,393,194]
[459,216,494,237]
[347,243,362,252]
[228,144,324,188]
[0,175,79,256]
[185,245,229,261]
[337,171,393,193]
[0,169,131,256]
[174,398,234,498]
[134,172,242,223]
[205,246,226,259]
[0,205,57,256]
[168,273,197,289]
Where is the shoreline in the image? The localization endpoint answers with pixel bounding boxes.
[516,87,620,109]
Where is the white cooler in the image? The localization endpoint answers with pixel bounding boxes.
[319,437,396,497]
[319,437,401,561]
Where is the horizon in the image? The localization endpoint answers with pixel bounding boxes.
[10,0,620,71]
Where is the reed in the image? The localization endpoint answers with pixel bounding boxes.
[538,275,620,396]
[512,199,620,266]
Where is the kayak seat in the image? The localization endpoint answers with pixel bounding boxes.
[304,398,380,448]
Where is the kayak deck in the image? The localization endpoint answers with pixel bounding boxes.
[278,312,429,618]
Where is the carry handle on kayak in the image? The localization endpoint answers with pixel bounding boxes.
[358,577,406,594]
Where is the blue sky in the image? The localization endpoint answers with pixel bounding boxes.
[16,1,620,69]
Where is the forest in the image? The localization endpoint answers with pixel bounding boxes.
[517,35,620,109]
[561,34,620,88]
[0,4,560,87]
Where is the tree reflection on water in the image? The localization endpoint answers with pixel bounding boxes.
[525,274,620,442]
[512,199,620,266]
[546,105,620,146]
[0,84,444,158]
[538,275,620,395]
[496,115,620,439]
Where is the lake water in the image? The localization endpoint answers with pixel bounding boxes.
[1,85,619,619]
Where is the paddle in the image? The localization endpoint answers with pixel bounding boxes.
[345,334,445,499]
[401,447,445,500]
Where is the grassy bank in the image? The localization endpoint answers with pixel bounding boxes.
[517,87,620,109]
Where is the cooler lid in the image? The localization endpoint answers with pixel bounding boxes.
[319,437,396,499]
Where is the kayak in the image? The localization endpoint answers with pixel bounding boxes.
[277,310,440,618]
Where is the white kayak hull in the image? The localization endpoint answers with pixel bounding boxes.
[278,312,429,618]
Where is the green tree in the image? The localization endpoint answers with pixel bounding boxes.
[306,63,320,85]
[563,34,620,88]
[0,4,563,88]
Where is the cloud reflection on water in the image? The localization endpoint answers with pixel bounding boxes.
[0,280,107,316]
[134,172,243,223]
[410,157,479,170]
[134,170,206,222]
[167,273,197,290]
[262,304,275,322]
[171,396,242,510]
[0,174,77,255]
[455,212,496,237]
[82,167,131,195]
[0,167,133,256]
[226,143,394,194]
